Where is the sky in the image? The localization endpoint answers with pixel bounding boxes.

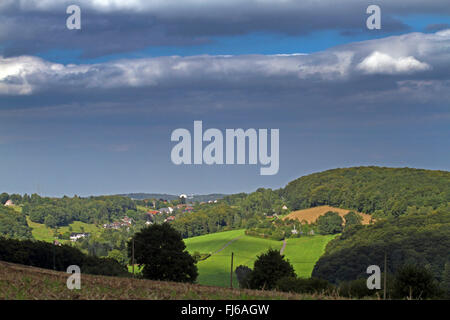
[0,0,449,197]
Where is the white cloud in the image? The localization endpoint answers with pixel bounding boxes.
[357,51,431,74]
[0,30,449,95]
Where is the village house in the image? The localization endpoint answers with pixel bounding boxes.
[4,200,14,207]
[70,233,90,242]
[122,216,133,224]
[159,207,174,214]
[164,216,175,222]
[175,204,194,213]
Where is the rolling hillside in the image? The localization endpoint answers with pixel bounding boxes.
[184,230,334,287]
[0,261,322,300]
[283,206,372,225]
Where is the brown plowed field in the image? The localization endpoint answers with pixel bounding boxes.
[283,205,372,225]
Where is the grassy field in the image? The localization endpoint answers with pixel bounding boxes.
[0,261,337,300]
[184,229,245,254]
[184,230,334,288]
[283,235,337,277]
[26,217,102,243]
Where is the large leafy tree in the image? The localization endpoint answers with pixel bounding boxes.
[128,223,198,283]
[344,211,362,228]
[248,249,296,290]
[317,211,343,235]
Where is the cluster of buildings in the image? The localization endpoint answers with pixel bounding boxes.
[145,203,195,222]
[103,216,133,230]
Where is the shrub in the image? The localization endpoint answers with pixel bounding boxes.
[339,278,376,298]
[276,276,333,294]
[392,265,440,299]
[235,265,252,289]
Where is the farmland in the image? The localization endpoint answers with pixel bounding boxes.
[184,230,335,287]
[283,205,372,225]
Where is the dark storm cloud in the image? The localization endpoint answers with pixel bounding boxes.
[0,29,449,141]
[0,0,449,57]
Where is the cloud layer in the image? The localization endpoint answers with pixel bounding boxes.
[0,30,448,96]
[1,27,449,196]
[1,0,450,57]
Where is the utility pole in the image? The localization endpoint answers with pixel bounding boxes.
[230,252,234,289]
[384,251,387,300]
[132,238,135,278]
[53,240,56,270]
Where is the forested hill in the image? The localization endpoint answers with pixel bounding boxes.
[281,167,450,218]
[312,204,450,285]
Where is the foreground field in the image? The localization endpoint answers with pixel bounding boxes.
[283,206,372,225]
[184,230,334,287]
[0,261,338,300]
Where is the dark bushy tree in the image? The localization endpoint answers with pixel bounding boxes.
[235,265,252,288]
[248,249,295,290]
[317,211,343,235]
[392,265,439,299]
[343,211,362,228]
[441,263,450,299]
[129,223,198,283]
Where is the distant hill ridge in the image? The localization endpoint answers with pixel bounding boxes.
[118,193,227,202]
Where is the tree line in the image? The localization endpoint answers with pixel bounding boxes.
[0,237,128,277]
[19,194,137,227]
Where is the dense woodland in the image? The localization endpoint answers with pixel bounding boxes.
[312,205,450,290]
[21,194,136,227]
[0,206,32,240]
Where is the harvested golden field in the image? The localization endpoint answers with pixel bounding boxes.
[283,206,372,225]
[0,261,342,300]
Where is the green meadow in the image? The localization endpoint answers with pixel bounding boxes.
[185,230,334,287]
[26,217,102,243]
[283,235,337,278]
